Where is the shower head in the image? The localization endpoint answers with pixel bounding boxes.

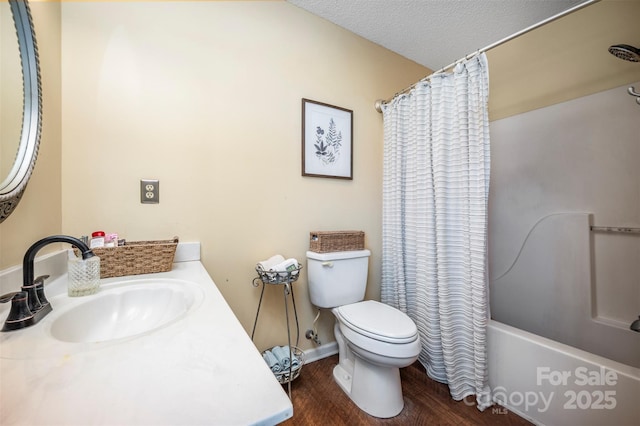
[608,44,640,62]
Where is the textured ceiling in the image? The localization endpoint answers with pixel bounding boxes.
[286,0,586,71]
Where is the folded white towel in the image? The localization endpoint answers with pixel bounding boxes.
[271,258,299,276]
[257,255,285,273]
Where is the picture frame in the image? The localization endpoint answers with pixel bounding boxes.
[302,98,353,179]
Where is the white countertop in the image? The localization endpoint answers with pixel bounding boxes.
[0,251,293,425]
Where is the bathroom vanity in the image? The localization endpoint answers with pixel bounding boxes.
[0,243,293,425]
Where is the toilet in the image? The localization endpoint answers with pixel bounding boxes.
[306,249,421,418]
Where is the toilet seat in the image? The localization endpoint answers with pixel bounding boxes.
[334,300,418,344]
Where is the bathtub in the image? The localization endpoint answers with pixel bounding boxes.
[488,320,640,425]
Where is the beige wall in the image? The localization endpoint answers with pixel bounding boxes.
[57,1,428,351]
[0,1,62,269]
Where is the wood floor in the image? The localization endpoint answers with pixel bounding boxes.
[281,355,531,426]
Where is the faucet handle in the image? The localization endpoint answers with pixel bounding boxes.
[1,291,35,332]
[0,291,21,304]
[33,275,50,285]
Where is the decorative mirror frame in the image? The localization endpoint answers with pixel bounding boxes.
[0,0,42,223]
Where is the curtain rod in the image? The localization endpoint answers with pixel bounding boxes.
[374,0,600,113]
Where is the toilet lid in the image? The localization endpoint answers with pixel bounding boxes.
[336,300,418,344]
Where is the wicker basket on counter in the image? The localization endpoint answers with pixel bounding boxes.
[309,231,364,253]
[77,237,179,278]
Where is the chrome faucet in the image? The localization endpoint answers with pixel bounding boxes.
[0,235,95,332]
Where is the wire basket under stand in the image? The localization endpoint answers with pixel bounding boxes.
[263,346,305,385]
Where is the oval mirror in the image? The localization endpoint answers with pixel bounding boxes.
[0,0,42,223]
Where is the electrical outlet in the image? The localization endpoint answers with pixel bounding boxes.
[140,179,159,204]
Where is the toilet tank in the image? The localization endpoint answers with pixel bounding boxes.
[306,249,371,308]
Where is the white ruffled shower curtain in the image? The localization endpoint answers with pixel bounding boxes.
[381,53,492,410]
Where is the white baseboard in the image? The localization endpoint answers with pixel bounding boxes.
[303,342,338,364]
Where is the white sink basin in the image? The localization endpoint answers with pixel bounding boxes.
[50,279,202,343]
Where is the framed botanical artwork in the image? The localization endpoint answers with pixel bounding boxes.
[302,98,353,179]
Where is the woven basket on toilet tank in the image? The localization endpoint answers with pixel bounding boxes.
[309,231,364,253]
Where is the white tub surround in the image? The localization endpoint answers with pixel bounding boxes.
[0,243,293,425]
[490,213,640,368]
[489,82,640,364]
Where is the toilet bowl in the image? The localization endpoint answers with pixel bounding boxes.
[306,249,421,418]
[331,300,421,418]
